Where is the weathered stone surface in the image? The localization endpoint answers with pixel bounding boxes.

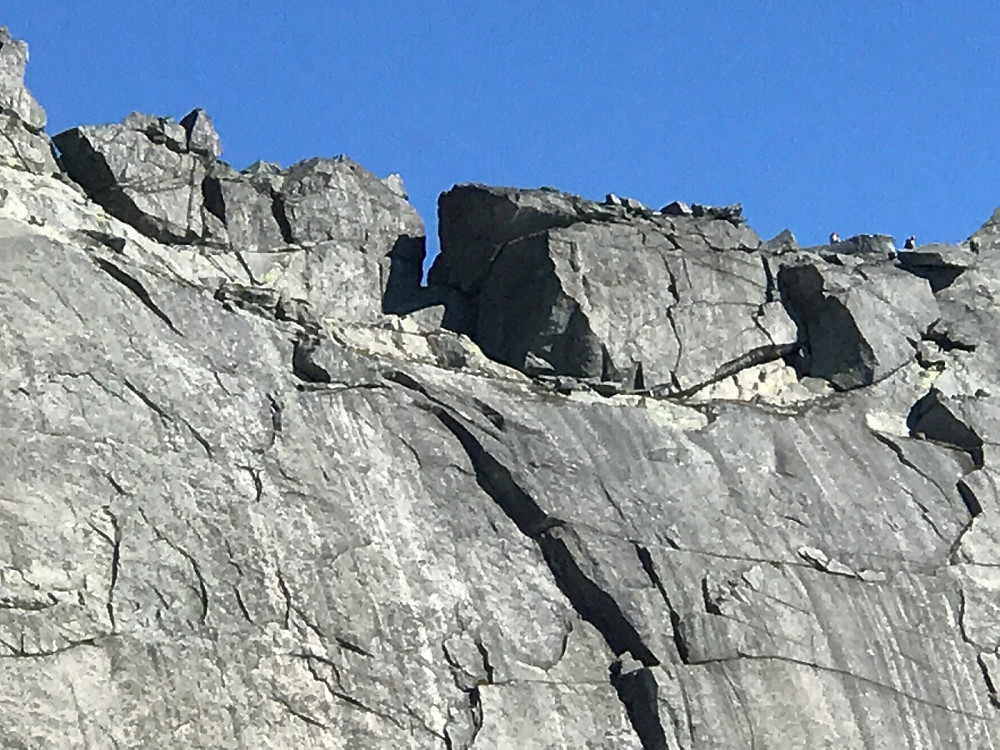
[0,28,58,175]
[825,232,896,257]
[180,107,222,158]
[206,161,287,253]
[777,253,939,390]
[277,157,426,320]
[53,113,426,324]
[7,27,1000,750]
[54,114,227,245]
[429,184,783,395]
[761,228,798,254]
[896,241,977,292]
[971,205,1000,252]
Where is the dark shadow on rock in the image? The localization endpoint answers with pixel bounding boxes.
[381,235,476,332]
[896,263,965,293]
[54,127,199,245]
[610,660,669,750]
[201,175,226,224]
[382,234,429,315]
[777,264,875,391]
[907,390,984,468]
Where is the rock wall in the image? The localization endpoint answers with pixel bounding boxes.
[3,26,1000,749]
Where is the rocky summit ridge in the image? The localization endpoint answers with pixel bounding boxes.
[4,26,1000,749]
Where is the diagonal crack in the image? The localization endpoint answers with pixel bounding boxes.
[634,544,687,664]
[389,373,667,748]
[122,379,212,457]
[93,257,182,335]
[138,508,209,625]
[694,652,992,721]
[869,430,962,545]
[272,695,328,730]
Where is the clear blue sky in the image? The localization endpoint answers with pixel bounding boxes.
[7,3,999,264]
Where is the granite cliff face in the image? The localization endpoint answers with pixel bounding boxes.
[4,27,1000,749]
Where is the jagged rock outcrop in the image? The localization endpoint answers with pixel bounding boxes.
[0,27,58,175]
[429,184,793,396]
[54,110,424,324]
[4,26,1000,749]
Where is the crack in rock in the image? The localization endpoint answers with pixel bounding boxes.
[93,257,182,335]
[138,509,209,625]
[86,507,121,631]
[400,380,667,747]
[122,379,213,457]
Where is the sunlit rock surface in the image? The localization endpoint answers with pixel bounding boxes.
[3,25,1000,750]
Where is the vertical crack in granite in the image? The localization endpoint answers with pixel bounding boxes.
[138,508,209,625]
[270,190,294,244]
[86,507,122,632]
[610,658,670,750]
[201,174,226,224]
[634,544,688,664]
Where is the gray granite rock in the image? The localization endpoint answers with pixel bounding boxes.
[54,115,227,245]
[971,206,1000,252]
[5,30,1000,749]
[430,184,784,395]
[896,241,977,292]
[761,228,798,255]
[825,233,897,257]
[0,28,58,175]
[777,252,939,390]
[180,107,222,159]
[277,156,426,320]
[53,113,425,324]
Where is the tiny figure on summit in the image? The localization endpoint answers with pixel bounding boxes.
[904,235,916,249]
[829,231,840,244]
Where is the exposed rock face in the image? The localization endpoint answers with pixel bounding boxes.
[429,185,790,395]
[53,109,424,325]
[4,26,1000,750]
[54,112,230,245]
[0,27,58,175]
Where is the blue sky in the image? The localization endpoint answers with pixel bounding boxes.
[6,3,999,264]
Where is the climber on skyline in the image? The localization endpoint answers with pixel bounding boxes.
[904,235,916,249]
[829,231,840,244]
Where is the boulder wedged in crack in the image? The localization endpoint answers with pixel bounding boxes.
[610,656,669,750]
